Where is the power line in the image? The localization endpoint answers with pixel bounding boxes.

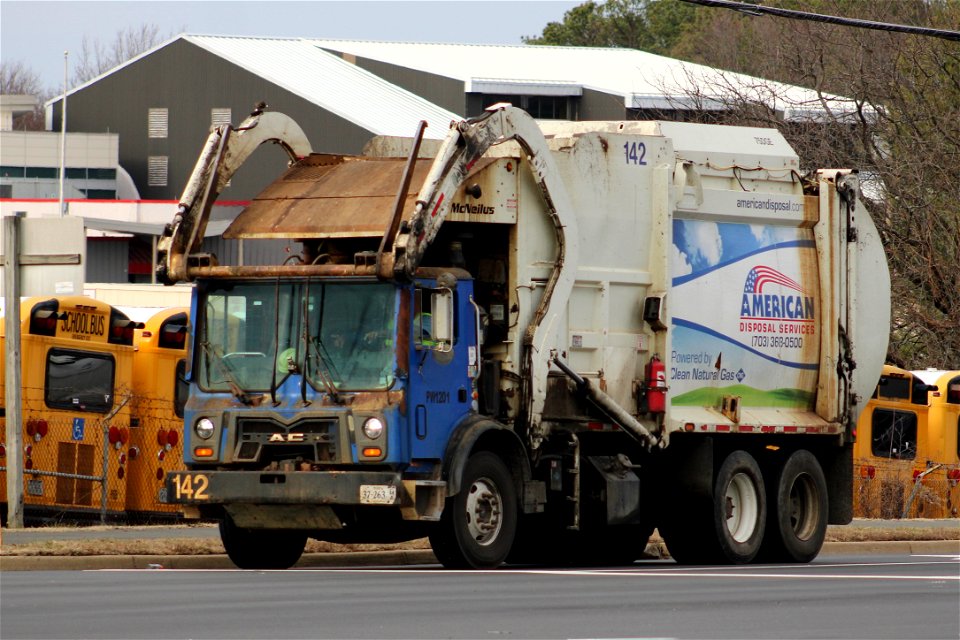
[680,0,960,41]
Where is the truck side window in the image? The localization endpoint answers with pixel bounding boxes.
[413,287,455,350]
[870,408,917,460]
[414,288,435,348]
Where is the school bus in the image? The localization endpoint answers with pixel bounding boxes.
[0,296,141,520]
[854,365,960,518]
[125,307,190,520]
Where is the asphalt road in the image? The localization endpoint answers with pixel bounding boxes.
[1,553,957,640]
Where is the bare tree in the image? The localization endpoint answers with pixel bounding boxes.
[72,23,179,85]
[0,60,52,130]
[670,0,960,368]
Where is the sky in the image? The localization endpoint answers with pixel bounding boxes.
[1,0,581,93]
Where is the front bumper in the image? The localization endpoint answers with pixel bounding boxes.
[165,469,410,507]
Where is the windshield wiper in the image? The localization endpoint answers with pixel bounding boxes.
[308,336,343,404]
[199,341,253,405]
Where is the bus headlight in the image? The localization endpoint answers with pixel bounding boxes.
[194,418,215,440]
[362,417,384,440]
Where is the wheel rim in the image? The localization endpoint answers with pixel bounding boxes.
[788,473,819,541]
[724,472,759,543]
[465,475,503,546]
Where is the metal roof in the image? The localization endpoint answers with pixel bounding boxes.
[184,35,460,138]
[50,35,461,139]
[310,40,855,119]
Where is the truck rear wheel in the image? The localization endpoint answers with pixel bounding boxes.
[760,449,827,563]
[662,450,766,564]
[219,514,307,570]
[430,451,517,569]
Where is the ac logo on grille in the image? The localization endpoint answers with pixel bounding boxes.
[269,433,305,442]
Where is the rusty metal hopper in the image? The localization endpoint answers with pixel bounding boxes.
[223,154,433,240]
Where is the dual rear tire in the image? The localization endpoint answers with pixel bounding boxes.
[661,448,828,565]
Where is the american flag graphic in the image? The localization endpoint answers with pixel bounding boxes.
[743,266,805,294]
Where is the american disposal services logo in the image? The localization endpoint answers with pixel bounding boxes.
[740,266,814,322]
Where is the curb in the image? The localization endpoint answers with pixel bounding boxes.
[2,540,956,571]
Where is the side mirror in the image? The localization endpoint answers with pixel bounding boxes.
[431,288,454,352]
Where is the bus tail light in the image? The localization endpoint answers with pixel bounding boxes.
[859,465,876,480]
[26,420,36,436]
[36,420,48,438]
[128,446,139,461]
[0,443,5,458]
[947,469,960,486]
[108,308,143,346]
[117,466,125,479]
[120,427,129,445]
[166,430,179,447]
[157,450,166,461]
[28,299,61,336]
[157,429,168,446]
[156,468,164,480]
[108,426,121,445]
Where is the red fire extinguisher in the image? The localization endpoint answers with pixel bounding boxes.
[645,354,667,413]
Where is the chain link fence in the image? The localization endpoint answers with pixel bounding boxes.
[1,389,185,523]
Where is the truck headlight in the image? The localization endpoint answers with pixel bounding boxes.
[194,418,215,440]
[362,417,384,439]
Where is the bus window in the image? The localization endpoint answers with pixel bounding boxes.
[870,408,917,459]
[45,348,115,413]
[174,359,188,418]
[877,375,911,400]
[947,376,960,404]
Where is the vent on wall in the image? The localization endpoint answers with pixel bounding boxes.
[148,108,169,138]
[211,108,232,127]
[148,156,168,186]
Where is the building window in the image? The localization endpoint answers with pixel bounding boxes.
[0,184,12,198]
[1,166,26,178]
[148,156,168,187]
[480,94,570,120]
[25,167,58,179]
[870,408,917,460]
[148,108,169,138]
[83,189,116,199]
[211,108,232,127]
[87,168,117,180]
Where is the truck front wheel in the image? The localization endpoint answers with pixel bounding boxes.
[760,449,828,563]
[430,452,517,569]
[219,514,307,570]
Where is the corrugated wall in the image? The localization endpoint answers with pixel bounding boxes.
[50,40,376,201]
[85,238,129,282]
[346,55,466,116]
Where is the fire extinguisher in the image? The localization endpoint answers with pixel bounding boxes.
[645,354,667,413]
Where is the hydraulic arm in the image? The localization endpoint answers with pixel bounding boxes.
[156,110,312,284]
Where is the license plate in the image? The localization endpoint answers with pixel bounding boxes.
[27,479,43,496]
[359,484,396,505]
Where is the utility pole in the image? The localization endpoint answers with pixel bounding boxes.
[58,51,68,217]
[4,212,25,527]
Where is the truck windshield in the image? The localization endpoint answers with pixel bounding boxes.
[197,281,396,393]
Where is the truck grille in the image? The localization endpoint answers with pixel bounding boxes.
[234,417,338,463]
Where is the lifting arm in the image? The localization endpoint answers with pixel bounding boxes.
[391,105,581,447]
[156,110,312,284]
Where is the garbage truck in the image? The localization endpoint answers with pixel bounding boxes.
[158,105,890,569]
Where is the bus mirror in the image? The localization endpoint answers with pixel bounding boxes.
[431,288,454,352]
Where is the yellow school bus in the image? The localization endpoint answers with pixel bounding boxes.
[854,365,960,518]
[125,307,190,519]
[1,296,140,520]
